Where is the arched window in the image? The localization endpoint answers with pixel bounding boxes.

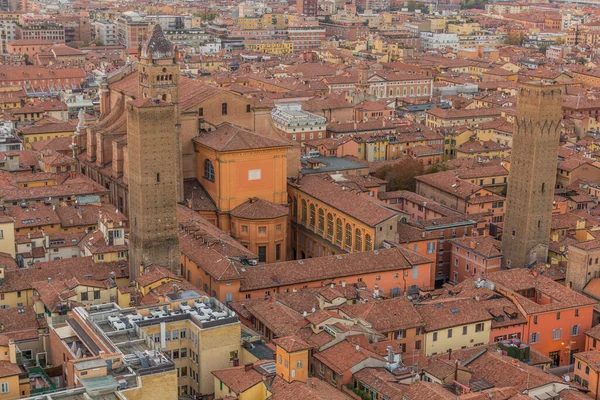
[336,218,342,245]
[162,94,167,101]
[301,200,307,224]
[309,204,316,229]
[156,76,160,82]
[345,223,352,248]
[246,104,251,113]
[318,209,324,233]
[169,74,172,80]
[221,102,228,116]
[365,234,373,251]
[327,213,334,239]
[204,159,214,181]
[355,228,362,252]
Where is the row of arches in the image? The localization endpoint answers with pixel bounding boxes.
[300,199,373,252]
[157,74,173,82]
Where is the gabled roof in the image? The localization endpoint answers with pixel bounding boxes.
[338,297,424,333]
[313,340,385,375]
[240,246,432,292]
[230,198,288,220]
[193,123,290,152]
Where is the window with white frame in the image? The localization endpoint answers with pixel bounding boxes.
[530,332,540,344]
[552,328,562,340]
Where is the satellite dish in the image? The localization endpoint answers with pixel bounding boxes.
[563,375,571,382]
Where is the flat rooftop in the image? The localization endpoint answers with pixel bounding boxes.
[300,156,367,174]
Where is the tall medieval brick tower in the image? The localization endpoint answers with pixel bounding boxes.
[127,25,181,279]
[138,24,183,202]
[502,82,562,268]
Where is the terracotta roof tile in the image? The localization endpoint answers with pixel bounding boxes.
[0,361,22,378]
[294,174,399,226]
[487,269,596,314]
[230,198,288,220]
[270,378,352,400]
[274,336,312,353]
[449,236,502,259]
[211,364,265,394]
[313,340,385,375]
[193,123,290,152]
[338,297,424,333]
[416,298,492,331]
[239,246,432,292]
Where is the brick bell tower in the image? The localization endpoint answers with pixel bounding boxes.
[138,24,183,202]
[127,25,181,280]
[502,82,563,269]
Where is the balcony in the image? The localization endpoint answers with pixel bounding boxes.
[27,366,56,395]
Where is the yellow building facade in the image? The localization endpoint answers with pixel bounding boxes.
[20,124,75,149]
[137,306,241,396]
[236,17,264,30]
[274,337,310,383]
[244,40,294,55]
[0,218,15,257]
[423,320,492,356]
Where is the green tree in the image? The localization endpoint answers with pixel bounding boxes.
[201,12,218,21]
[505,32,524,46]
[426,163,447,174]
[93,39,104,46]
[460,0,486,9]
[374,159,425,192]
[578,57,588,65]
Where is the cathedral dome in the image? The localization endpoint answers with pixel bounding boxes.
[141,24,174,61]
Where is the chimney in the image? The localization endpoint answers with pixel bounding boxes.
[0,323,4,331]
[387,346,394,362]
[244,363,253,372]
[448,348,452,360]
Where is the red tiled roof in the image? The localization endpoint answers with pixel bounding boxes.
[193,123,290,152]
[486,269,596,314]
[239,246,432,292]
[211,364,265,394]
[0,361,22,378]
[338,297,424,333]
[416,298,492,331]
[313,340,385,375]
[294,174,399,226]
[230,198,288,220]
[274,335,312,353]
